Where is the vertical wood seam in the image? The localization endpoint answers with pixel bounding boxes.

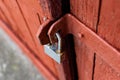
[92,53,96,80]
[96,0,102,33]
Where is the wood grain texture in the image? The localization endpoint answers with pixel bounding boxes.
[74,38,95,80]
[98,0,120,50]
[3,0,38,54]
[94,55,120,80]
[0,1,18,32]
[70,0,100,79]
[96,0,120,79]
[70,0,100,31]
[16,0,59,78]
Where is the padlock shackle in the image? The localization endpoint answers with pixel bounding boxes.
[55,33,62,53]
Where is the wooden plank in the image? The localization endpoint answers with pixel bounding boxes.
[70,0,100,79]
[70,0,100,31]
[75,38,95,80]
[3,0,38,54]
[16,0,59,78]
[0,1,18,32]
[0,7,7,22]
[96,0,120,79]
[98,0,120,50]
[74,38,95,80]
[94,55,120,80]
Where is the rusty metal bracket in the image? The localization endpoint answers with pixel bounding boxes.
[37,13,120,73]
[47,13,120,73]
[36,19,53,45]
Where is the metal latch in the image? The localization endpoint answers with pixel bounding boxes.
[37,14,120,72]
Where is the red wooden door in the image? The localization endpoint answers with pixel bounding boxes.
[1,0,120,80]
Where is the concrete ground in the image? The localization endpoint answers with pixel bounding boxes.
[0,28,45,80]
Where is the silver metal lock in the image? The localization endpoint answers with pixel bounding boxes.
[44,33,64,63]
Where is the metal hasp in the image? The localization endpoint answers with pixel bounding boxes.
[44,33,64,64]
[48,14,120,73]
[37,14,120,70]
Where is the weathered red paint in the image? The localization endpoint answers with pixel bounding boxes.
[70,0,100,31]
[1,0,120,80]
[94,55,120,80]
[95,0,120,79]
[3,0,38,54]
[69,0,101,79]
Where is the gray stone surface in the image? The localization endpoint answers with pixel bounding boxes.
[0,28,45,80]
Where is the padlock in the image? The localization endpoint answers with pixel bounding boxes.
[44,33,64,63]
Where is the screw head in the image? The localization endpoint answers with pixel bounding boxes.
[43,17,47,21]
[78,33,83,38]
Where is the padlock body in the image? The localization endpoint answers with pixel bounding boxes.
[44,45,62,63]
